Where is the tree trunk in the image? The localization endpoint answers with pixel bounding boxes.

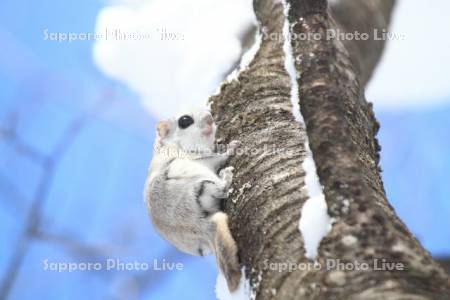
[210,0,450,299]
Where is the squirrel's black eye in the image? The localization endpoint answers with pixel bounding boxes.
[178,115,194,129]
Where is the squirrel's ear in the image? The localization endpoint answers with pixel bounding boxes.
[157,121,172,139]
[211,212,241,292]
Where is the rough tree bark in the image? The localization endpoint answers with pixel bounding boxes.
[209,0,450,299]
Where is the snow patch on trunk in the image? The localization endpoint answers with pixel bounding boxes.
[213,31,262,96]
[282,1,333,260]
[298,194,332,259]
[216,268,255,300]
[226,31,262,82]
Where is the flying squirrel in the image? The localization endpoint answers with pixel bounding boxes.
[144,109,241,291]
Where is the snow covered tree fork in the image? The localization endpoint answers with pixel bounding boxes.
[210,0,450,299]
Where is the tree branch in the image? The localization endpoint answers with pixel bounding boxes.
[287,0,450,298]
[328,0,397,85]
[210,0,450,299]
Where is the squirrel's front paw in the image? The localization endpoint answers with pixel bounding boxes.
[219,166,234,187]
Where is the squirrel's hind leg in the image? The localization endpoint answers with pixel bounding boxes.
[210,212,241,292]
[195,167,234,216]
